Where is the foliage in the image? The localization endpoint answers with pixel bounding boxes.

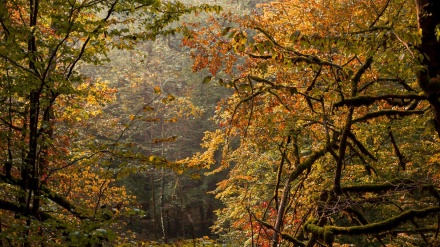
[79,11,234,239]
[0,0,221,245]
[185,0,440,246]
[137,236,221,246]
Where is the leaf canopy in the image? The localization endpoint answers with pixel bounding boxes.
[185,0,440,246]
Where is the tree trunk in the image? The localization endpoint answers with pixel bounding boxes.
[415,0,440,137]
[160,167,167,243]
[151,173,158,240]
[199,203,205,236]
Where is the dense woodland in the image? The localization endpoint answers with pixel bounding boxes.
[0,0,440,246]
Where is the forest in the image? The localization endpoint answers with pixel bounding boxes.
[0,0,440,246]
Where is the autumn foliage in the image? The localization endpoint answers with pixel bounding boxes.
[0,0,221,245]
[185,0,440,246]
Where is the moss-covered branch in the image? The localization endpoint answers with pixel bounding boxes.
[0,198,60,224]
[0,199,30,215]
[305,206,440,244]
[342,180,439,206]
[286,147,327,185]
[341,178,414,193]
[347,131,377,161]
[40,185,89,220]
[351,57,373,95]
[341,179,440,205]
[388,127,406,170]
[380,227,438,235]
[334,106,354,193]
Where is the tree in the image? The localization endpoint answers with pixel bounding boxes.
[0,0,220,245]
[75,0,240,238]
[186,0,440,246]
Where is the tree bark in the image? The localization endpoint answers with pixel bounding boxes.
[151,173,158,240]
[415,0,440,137]
[160,167,167,243]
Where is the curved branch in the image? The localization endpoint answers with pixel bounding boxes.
[254,216,306,247]
[351,56,373,96]
[352,110,424,123]
[333,106,353,193]
[334,94,426,107]
[286,147,328,185]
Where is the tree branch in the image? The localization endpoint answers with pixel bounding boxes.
[0,174,89,219]
[352,110,424,123]
[341,178,440,202]
[347,131,377,161]
[285,147,327,186]
[305,207,440,244]
[254,215,306,247]
[334,94,426,108]
[0,198,57,223]
[388,127,406,170]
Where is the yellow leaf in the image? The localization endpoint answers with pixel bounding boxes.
[143,105,154,111]
[167,94,175,101]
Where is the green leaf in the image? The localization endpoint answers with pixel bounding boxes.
[202,76,212,84]
[290,30,301,41]
[221,27,232,36]
[289,87,297,95]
